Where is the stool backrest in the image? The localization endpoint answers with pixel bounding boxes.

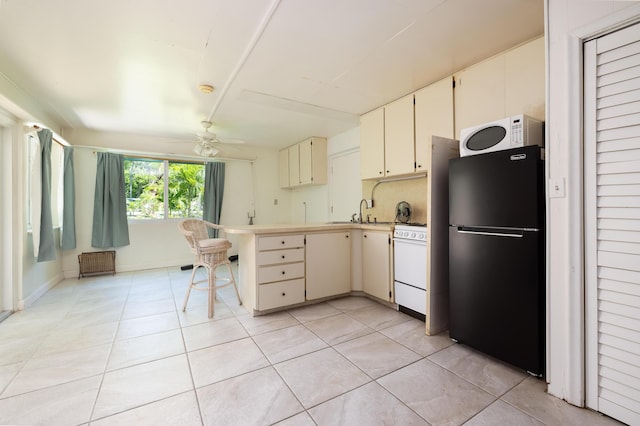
[178,219,224,253]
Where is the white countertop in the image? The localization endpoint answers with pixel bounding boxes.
[224,222,394,235]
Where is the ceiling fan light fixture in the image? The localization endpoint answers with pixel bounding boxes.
[198,84,215,94]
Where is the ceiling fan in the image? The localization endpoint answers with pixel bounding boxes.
[192,120,244,157]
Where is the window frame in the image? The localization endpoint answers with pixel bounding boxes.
[124,156,206,223]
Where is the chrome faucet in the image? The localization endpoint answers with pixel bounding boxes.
[359,199,367,223]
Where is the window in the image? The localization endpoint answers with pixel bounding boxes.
[124,158,204,220]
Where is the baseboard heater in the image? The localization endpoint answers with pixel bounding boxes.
[78,251,116,279]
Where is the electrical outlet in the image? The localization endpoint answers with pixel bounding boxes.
[274,199,278,205]
[366,199,373,208]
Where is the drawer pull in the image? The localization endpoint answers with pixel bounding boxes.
[282,271,286,275]
[282,292,286,296]
[281,240,286,245]
[282,255,286,259]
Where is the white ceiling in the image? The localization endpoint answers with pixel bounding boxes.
[0,0,543,150]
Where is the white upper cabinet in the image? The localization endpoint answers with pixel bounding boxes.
[505,37,545,120]
[299,137,327,185]
[360,107,385,180]
[415,77,454,171]
[384,94,415,177]
[288,144,300,186]
[279,137,327,188]
[454,37,545,138]
[454,54,506,137]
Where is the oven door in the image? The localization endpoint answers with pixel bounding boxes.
[393,239,427,290]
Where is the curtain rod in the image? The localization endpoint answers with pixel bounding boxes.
[76,145,256,163]
[24,123,71,147]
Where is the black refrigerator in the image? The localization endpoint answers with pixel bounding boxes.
[448,145,545,376]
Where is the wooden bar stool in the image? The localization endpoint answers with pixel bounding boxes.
[178,219,241,318]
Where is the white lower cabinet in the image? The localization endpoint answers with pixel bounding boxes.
[256,234,305,311]
[362,230,393,302]
[258,279,305,311]
[306,231,351,300]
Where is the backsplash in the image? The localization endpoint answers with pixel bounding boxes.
[361,176,428,224]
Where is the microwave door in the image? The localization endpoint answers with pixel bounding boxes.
[463,125,507,154]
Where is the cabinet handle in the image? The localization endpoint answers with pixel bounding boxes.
[282,292,286,296]
[346,235,349,238]
[386,170,390,173]
[364,234,367,238]
[378,171,383,175]
[417,164,422,168]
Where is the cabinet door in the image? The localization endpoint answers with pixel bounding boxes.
[360,107,385,179]
[299,137,327,185]
[288,144,300,186]
[454,55,505,138]
[279,149,290,188]
[384,94,415,177]
[505,37,545,121]
[415,77,454,171]
[362,231,392,301]
[306,232,351,300]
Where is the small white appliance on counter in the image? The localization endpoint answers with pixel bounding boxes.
[459,114,543,157]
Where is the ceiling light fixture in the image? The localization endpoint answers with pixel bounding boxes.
[199,84,215,94]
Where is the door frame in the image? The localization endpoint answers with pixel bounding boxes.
[0,109,22,315]
[564,3,640,408]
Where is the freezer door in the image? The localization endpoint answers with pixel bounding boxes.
[449,146,543,228]
[449,226,545,375]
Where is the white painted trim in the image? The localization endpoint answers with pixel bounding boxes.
[560,1,640,408]
[21,272,64,308]
[583,38,598,411]
[63,259,194,279]
[565,30,586,408]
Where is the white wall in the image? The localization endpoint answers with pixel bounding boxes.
[59,143,293,277]
[546,0,638,406]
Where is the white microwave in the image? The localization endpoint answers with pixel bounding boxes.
[459,114,543,157]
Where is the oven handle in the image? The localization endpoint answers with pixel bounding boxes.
[393,238,427,246]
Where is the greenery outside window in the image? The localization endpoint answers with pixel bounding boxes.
[124,158,204,220]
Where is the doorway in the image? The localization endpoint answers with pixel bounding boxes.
[329,149,360,222]
[584,21,640,425]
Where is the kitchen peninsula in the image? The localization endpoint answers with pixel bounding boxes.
[224,222,394,316]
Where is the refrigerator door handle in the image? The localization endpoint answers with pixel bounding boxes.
[456,228,524,238]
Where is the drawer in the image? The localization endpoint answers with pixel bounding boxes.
[259,279,305,310]
[258,262,304,284]
[258,248,305,266]
[258,234,305,251]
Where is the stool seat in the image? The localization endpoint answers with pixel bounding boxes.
[178,219,241,318]
[199,238,232,251]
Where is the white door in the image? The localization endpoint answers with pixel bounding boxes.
[584,22,640,425]
[329,150,361,222]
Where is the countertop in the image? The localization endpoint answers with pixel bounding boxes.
[224,222,395,235]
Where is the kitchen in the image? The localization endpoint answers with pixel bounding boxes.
[1,1,639,424]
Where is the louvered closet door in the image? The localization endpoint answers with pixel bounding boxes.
[584,22,640,425]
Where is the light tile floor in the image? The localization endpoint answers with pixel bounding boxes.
[0,266,624,426]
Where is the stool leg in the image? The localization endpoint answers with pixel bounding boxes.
[182,265,198,312]
[226,262,242,306]
[207,265,215,318]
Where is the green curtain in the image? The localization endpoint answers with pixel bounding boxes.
[203,162,225,238]
[37,129,56,262]
[61,146,76,250]
[92,152,130,248]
